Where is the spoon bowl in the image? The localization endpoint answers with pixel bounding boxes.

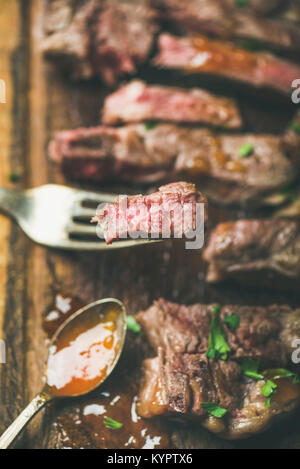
[0,298,127,449]
[45,298,127,398]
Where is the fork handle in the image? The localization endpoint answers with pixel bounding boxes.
[0,391,53,449]
[0,187,23,217]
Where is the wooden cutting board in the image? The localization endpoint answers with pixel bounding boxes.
[0,0,300,449]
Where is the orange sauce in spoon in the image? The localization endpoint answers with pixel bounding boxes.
[46,308,120,397]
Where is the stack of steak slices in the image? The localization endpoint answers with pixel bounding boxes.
[136,299,300,439]
[42,1,300,85]
[44,2,300,207]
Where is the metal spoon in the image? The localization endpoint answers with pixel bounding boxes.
[0,298,127,449]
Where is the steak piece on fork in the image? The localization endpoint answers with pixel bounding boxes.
[92,182,207,244]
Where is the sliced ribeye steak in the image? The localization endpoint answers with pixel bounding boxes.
[92,182,207,244]
[203,219,300,290]
[154,0,300,53]
[102,80,242,128]
[155,34,300,94]
[42,0,158,84]
[49,123,299,207]
[137,299,300,439]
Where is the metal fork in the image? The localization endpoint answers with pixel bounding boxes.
[0,184,159,250]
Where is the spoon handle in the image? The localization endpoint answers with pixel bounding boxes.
[0,391,52,449]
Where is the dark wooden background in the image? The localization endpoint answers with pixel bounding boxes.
[0,0,299,449]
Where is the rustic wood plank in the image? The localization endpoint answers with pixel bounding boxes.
[0,0,19,334]
[0,0,32,449]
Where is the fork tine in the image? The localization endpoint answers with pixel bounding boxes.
[67,222,98,238]
[76,191,117,206]
[72,206,96,222]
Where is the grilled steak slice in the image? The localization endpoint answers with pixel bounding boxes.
[91,1,158,85]
[154,34,300,94]
[203,220,300,289]
[154,0,300,53]
[139,349,243,419]
[92,182,207,244]
[49,124,298,207]
[102,80,242,128]
[137,299,300,439]
[42,0,158,84]
[137,299,294,368]
[42,0,96,79]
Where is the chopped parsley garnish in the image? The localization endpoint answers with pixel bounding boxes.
[262,380,277,407]
[262,368,300,385]
[235,0,249,7]
[293,375,300,384]
[9,172,21,183]
[126,315,142,334]
[239,358,264,380]
[201,403,228,418]
[238,39,265,52]
[239,143,254,158]
[103,417,123,430]
[224,313,240,330]
[206,305,231,360]
[291,121,300,135]
[145,120,158,131]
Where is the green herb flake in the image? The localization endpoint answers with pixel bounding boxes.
[126,315,142,334]
[238,39,265,52]
[263,368,294,380]
[293,375,300,385]
[240,358,264,381]
[9,172,21,183]
[206,305,231,361]
[239,143,254,158]
[224,313,240,330]
[201,403,228,418]
[262,368,300,384]
[235,0,249,7]
[262,380,277,407]
[291,121,300,135]
[145,120,158,131]
[103,417,123,430]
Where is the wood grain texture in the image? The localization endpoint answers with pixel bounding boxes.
[0,0,299,449]
[0,0,30,449]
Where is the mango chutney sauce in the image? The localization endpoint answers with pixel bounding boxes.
[46,307,120,397]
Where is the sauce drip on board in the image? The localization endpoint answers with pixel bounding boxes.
[53,380,171,449]
[46,303,121,397]
[43,294,85,337]
[44,294,172,449]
